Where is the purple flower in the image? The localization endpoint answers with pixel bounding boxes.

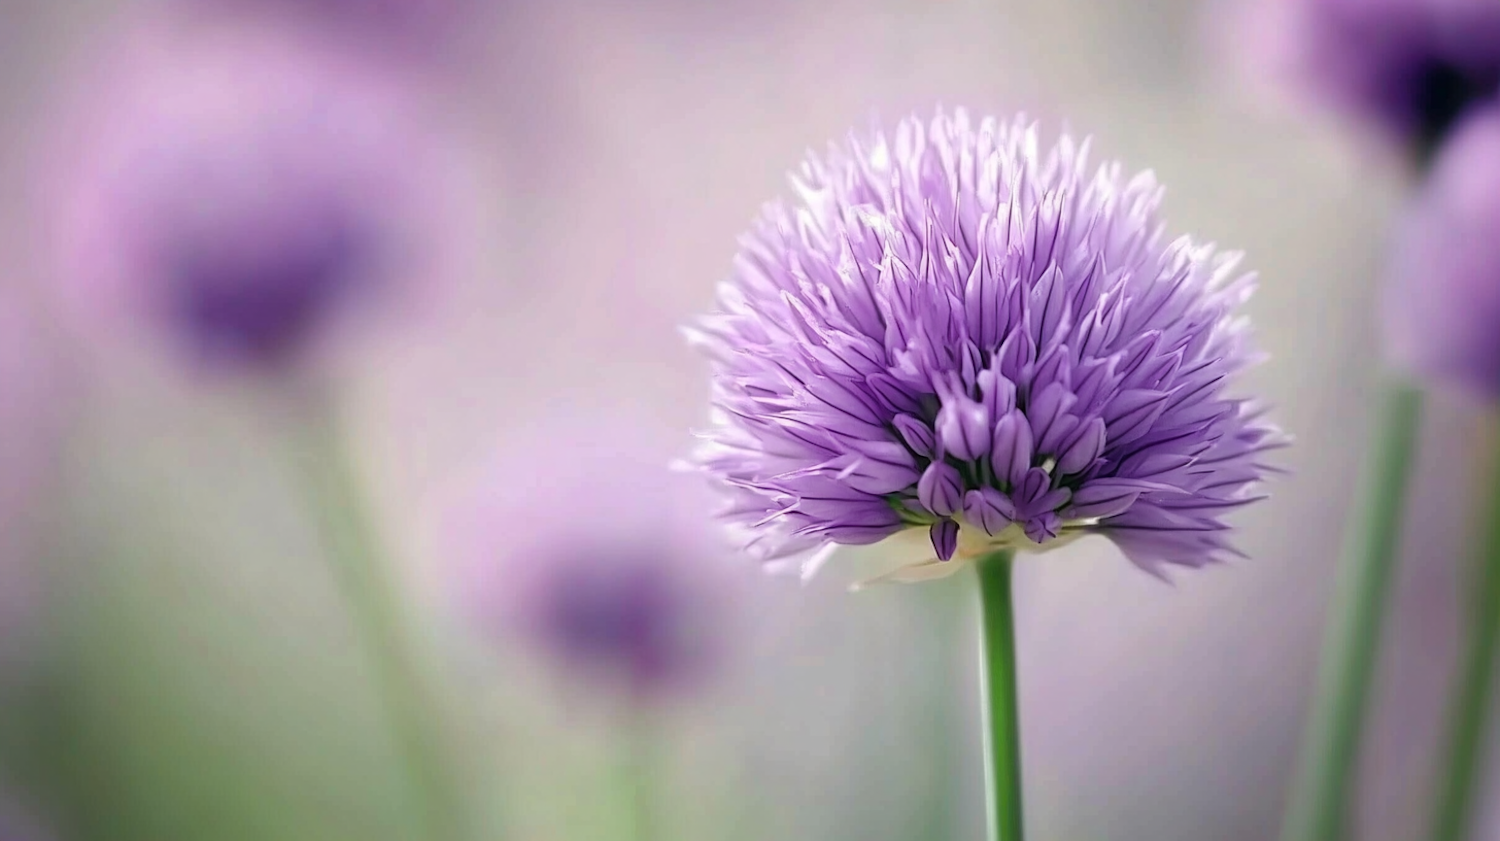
[447,418,737,699]
[41,16,475,377]
[688,110,1283,582]
[1384,105,1500,396]
[1229,0,1500,151]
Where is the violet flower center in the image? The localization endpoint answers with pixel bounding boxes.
[539,559,702,691]
[162,210,367,368]
[1409,57,1500,158]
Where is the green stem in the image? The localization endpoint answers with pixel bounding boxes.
[619,707,658,841]
[1280,382,1424,841]
[976,549,1024,841]
[1429,434,1500,841]
[292,413,465,841]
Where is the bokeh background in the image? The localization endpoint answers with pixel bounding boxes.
[0,0,1491,839]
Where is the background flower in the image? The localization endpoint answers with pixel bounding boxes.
[1384,106,1500,396]
[691,110,1281,581]
[1222,0,1500,153]
[37,13,475,379]
[443,414,739,701]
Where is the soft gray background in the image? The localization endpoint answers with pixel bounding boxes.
[0,0,1493,839]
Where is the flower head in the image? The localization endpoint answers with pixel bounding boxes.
[689,110,1282,582]
[447,419,736,699]
[1229,0,1500,151]
[1384,105,1500,396]
[41,17,464,378]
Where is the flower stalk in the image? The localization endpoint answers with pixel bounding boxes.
[1429,426,1500,841]
[292,409,465,841]
[622,710,659,841]
[1280,381,1423,841]
[976,549,1024,841]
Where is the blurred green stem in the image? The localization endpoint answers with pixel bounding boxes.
[293,411,465,841]
[976,549,1023,841]
[1429,424,1500,841]
[620,708,658,841]
[1281,382,1423,841]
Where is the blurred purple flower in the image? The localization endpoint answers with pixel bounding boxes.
[1228,0,1500,152]
[41,16,472,377]
[447,419,736,700]
[688,110,1283,583]
[1384,106,1500,396]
